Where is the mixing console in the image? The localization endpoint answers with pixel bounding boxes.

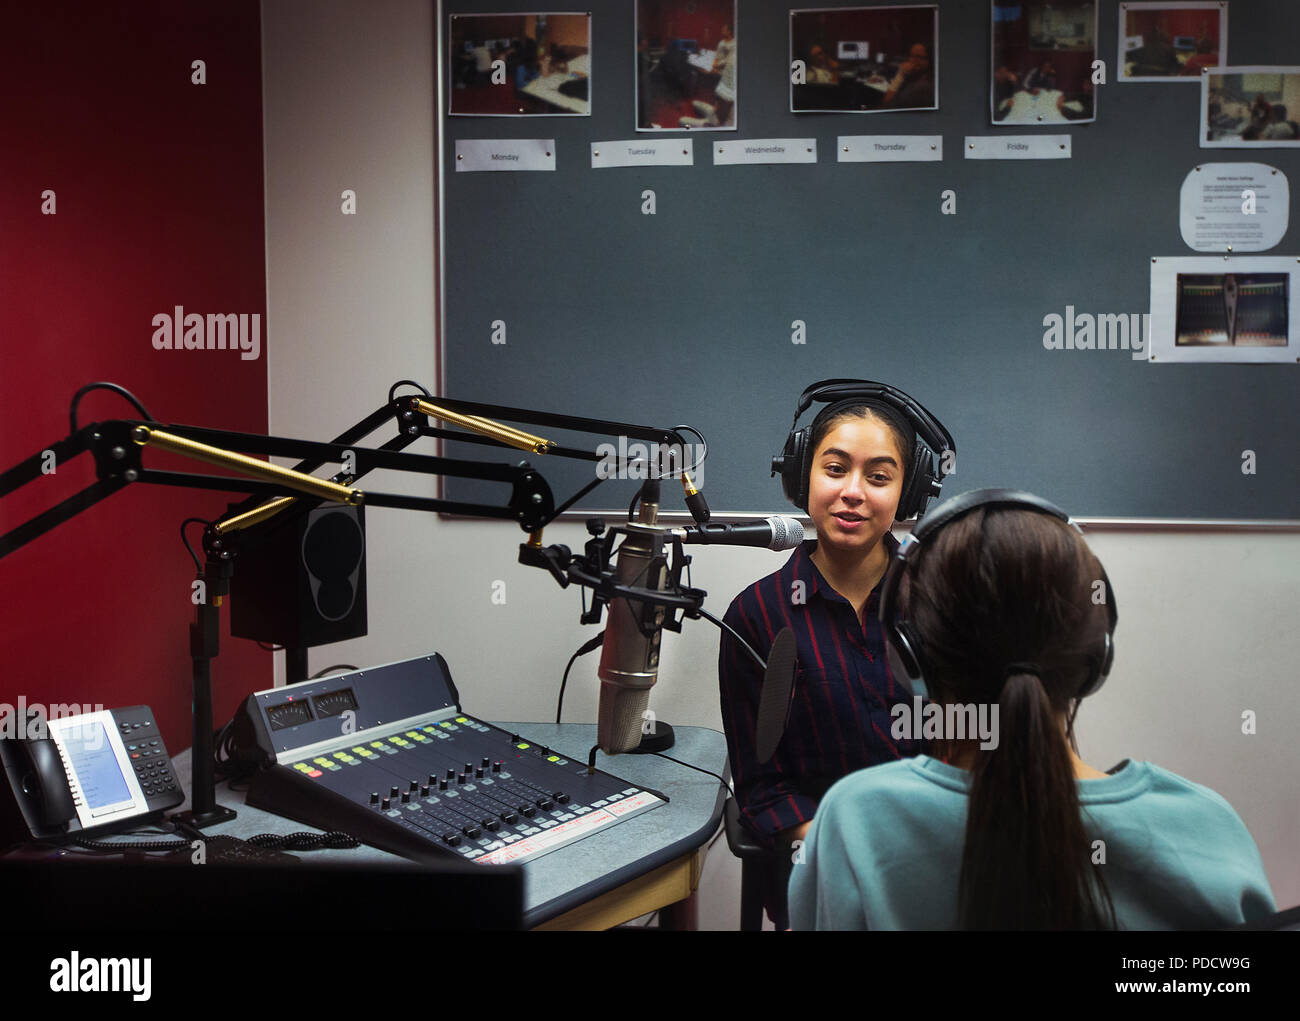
[244,655,666,865]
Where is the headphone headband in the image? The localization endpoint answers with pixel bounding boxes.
[793,379,955,462]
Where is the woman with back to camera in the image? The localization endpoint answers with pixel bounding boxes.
[787,490,1276,929]
[717,380,954,928]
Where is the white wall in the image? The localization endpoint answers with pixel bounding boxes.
[262,0,1299,927]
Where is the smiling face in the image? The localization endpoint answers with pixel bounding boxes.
[807,414,906,558]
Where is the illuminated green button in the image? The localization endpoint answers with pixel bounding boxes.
[516,743,530,750]
[440,722,452,728]
[314,757,331,766]
[456,717,468,723]
[370,741,386,748]
[352,746,366,754]
[405,731,420,738]
[547,755,559,762]
[333,752,349,760]
[293,763,311,772]
[422,726,436,732]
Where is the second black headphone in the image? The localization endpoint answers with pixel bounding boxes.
[770,379,955,521]
[877,489,1117,701]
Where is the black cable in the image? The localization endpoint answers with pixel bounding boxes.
[311,664,359,679]
[695,606,767,673]
[652,751,734,798]
[72,829,362,853]
[668,424,707,474]
[246,831,360,851]
[556,631,605,724]
[180,517,209,573]
[69,382,157,433]
[387,378,433,403]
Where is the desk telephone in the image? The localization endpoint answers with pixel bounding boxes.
[0,705,184,845]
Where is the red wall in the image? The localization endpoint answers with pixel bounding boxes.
[1127,9,1221,44]
[0,1,271,752]
[639,0,735,48]
[792,7,936,59]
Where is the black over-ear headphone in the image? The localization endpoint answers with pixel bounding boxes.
[770,379,955,521]
[877,489,1117,700]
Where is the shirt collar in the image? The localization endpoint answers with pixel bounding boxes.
[788,530,901,604]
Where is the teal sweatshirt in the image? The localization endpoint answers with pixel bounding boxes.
[788,756,1276,930]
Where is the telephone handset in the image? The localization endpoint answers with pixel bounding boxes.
[0,705,184,846]
[14,737,78,828]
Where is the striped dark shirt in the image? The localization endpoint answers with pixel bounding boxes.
[718,534,921,842]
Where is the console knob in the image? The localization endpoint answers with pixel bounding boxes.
[439,778,449,791]
[401,791,411,804]
[475,767,484,778]
[492,761,502,773]
[390,786,400,798]
[381,797,391,810]
[369,792,379,805]
[421,785,431,797]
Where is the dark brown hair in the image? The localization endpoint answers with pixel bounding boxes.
[808,402,915,484]
[901,507,1117,929]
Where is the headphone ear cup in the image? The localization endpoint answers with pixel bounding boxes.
[886,620,926,693]
[781,428,810,512]
[1078,631,1113,699]
[895,443,933,521]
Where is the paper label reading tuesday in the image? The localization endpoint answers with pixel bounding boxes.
[1179,163,1289,252]
[455,139,556,172]
[591,139,694,168]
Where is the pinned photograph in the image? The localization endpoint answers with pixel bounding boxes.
[448,12,591,116]
[789,6,938,114]
[991,1,1097,125]
[1148,256,1298,363]
[1175,273,1288,347]
[1202,67,1300,147]
[636,0,737,131]
[1118,2,1227,83]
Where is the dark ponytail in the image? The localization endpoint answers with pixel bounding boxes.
[905,508,1116,929]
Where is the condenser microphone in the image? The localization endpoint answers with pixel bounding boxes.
[668,516,805,551]
[596,479,670,754]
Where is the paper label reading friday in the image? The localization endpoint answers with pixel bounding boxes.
[964,135,1071,160]
[838,136,943,162]
[1179,163,1289,252]
[713,139,818,166]
[455,139,555,172]
[591,139,694,168]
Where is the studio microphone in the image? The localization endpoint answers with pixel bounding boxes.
[668,516,805,551]
[596,479,671,754]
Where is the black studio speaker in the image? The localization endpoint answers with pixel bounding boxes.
[230,504,367,649]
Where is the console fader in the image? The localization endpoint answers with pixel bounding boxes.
[244,655,666,865]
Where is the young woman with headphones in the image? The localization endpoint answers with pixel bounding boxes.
[717,379,954,928]
[787,489,1276,929]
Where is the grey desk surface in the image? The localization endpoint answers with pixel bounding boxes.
[173,722,729,927]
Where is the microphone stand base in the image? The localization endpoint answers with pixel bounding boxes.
[171,804,237,830]
[628,720,674,754]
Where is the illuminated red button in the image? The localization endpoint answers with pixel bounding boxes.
[307,769,323,777]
